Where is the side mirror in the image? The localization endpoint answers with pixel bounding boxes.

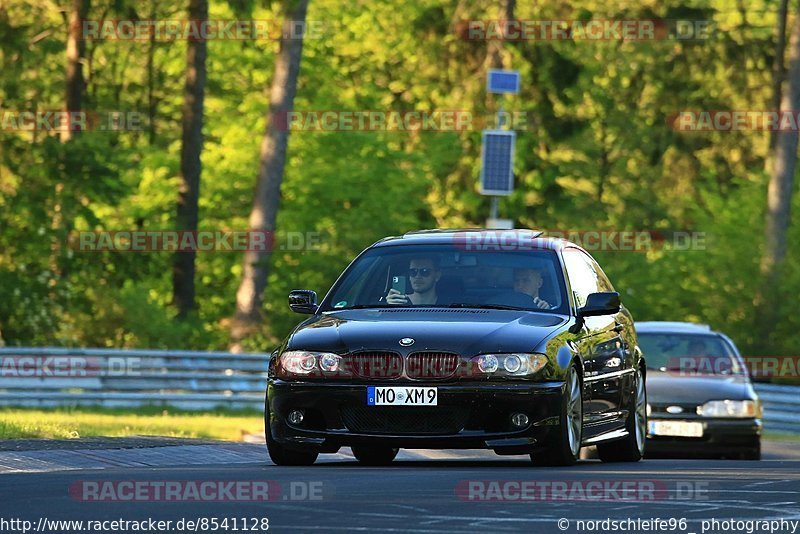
[578,291,620,318]
[289,290,318,314]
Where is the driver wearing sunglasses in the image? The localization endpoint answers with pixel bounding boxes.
[385,256,442,305]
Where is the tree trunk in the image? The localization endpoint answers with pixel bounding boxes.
[768,0,789,163]
[172,0,208,318]
[60,0,88,142]
[147,0,158,146]
[51,0,89,286]
[756,4,800,347]
[487,0,515,70]
[231,0,310,348]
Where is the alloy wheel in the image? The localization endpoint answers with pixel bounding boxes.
[566,367,582,456]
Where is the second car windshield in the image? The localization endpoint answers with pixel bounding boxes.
[638,333,744,375]
[322,244,568,314]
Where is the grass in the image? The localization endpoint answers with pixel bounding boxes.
[764,432,800,442]
[0,406,264,441]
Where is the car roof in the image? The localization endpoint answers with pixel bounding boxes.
[370,228,572,252]
[635,321,717,335]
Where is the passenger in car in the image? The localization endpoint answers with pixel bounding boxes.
[687,338,710,356]
[513,268,554,309]
[385,256,442,305]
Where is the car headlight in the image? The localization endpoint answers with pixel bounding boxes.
[697,399,762,418]
[278,350,343,377]
[471,353,548,377]
[476,354,499,373]
[318,353,341,372]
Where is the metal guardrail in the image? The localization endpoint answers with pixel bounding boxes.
[0,348,798,434]
[0,347,269,410]
[753,383,800,435]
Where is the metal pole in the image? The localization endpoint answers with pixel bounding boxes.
[492,103,503,225]
[490,104,503,226]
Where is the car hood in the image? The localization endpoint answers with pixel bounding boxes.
[287,308,568,355]
[646,370,754,404]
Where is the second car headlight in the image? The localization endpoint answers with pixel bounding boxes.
[471,353,548,377]
[697,399,762,418]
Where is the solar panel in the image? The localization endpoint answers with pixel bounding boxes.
[487,69,520,94]
[480,130,515,195]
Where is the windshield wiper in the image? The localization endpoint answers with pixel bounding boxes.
[447,303,528,311]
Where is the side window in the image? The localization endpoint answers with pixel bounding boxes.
[562,249,600,308]
[589,257,616,293]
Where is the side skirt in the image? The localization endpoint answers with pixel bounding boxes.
[582,428,629,445]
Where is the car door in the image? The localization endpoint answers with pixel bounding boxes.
[587,253,634,424]
[562,248,626,431]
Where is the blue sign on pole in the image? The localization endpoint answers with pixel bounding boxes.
[480,130,516,196]
[487,69,520,94]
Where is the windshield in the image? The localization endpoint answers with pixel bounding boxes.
[320,244,569,313]
[638,333,744,375]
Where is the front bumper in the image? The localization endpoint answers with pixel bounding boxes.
[267,379,564,453]
[646,417,762,456]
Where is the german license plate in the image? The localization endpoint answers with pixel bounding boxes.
[648,420,704,438]
[367,386,437,406]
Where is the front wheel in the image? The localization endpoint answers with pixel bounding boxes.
[531,364,582,466]
[597,367,646,463]
[739,442,761,461]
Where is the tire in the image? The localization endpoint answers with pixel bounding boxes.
[351,445,399,466]
[597,366,646,463]
[531,364,582,466]
[739,442,761,461]
[265,403,318,466]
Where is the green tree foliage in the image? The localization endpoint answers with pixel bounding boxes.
[0,0,797,357]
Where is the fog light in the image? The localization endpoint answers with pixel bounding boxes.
[288,409,305,425]
[511,413,529,428]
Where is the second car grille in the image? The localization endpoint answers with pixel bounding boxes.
[340,405,469,435]
[345,351,403,379]
[406,352,460,379]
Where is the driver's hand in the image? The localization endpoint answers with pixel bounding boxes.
[533,296,552,309]
[386,289,411,305]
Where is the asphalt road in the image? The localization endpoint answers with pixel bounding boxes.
[1,441,799,534]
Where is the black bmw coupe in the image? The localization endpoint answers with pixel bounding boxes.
[265,229,646,466]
